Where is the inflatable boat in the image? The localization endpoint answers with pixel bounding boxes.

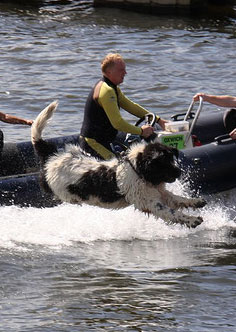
[179,110,236,195]
[0,99,235,208]
[0,134,80,207]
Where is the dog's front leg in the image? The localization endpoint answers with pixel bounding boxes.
[158,187,206,210]
[141,202,203,228]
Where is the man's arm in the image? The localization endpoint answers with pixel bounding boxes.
[193,93,236,108]
[118,88,168,130]
[99,87,143,135]
[0,112,33,125]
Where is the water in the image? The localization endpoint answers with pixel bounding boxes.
[0,195,235,331]
[0,1,236,331]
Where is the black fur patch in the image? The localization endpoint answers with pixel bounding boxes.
[136,142,181,185]
[67,165,124,203]
[34,139,58,164]
[39,171,53,194]
[34,139,58,193]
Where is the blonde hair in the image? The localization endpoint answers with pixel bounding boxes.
[101,53,124,74]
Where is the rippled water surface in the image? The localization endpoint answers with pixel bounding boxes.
[0,1,236,331]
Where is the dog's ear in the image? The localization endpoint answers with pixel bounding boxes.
[135,143,163,184]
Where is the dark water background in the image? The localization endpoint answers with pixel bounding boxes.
[0,1,235,331]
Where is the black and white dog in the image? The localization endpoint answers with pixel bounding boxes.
[32,101,206,228]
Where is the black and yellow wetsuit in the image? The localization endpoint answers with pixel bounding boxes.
[80,76,159,160]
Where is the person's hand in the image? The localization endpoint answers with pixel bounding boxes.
[141,124,154,138]
[26,120,33,126]
[229,128,236,140]
[193,93,205,102]
[158,118,169,131]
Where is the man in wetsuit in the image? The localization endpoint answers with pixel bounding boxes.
[79,53,168,160]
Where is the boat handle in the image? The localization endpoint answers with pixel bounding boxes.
[214,134,232,145]
[184,97,203,146]
[171,112,195,121]
[135,112,156,127]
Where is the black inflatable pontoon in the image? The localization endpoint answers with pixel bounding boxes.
[180,111,236,195]
[0,104,235,208]
[0,134,79,207]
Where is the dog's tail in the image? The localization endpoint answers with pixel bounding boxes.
[31,101,59,166]
[31,100,58,145]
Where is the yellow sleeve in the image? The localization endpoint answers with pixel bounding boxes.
[118,88,149,117]
[118,87,160,122]
[98,83,142,135]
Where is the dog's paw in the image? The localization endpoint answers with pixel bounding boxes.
[176,215,204,228]
[187,216,204,228]
[192,198,207,209]
[186,198,207,209]
[173,198,207,210]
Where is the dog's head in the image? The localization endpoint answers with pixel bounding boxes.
[128,141,181,185]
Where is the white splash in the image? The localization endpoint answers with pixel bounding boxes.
[0,181,235,250]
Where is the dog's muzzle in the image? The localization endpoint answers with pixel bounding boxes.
[167,161,182,183]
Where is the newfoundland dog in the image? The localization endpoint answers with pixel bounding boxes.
[31,101,206,228]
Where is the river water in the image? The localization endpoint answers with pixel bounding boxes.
[0,1,236,331]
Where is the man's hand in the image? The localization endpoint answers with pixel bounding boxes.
[158,118,169,131]
[26,120,33,126]
[141,125,154,138]
[193,93,206,102]
[230,128,236,140]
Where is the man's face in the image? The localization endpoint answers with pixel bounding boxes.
[107,60,127,85]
